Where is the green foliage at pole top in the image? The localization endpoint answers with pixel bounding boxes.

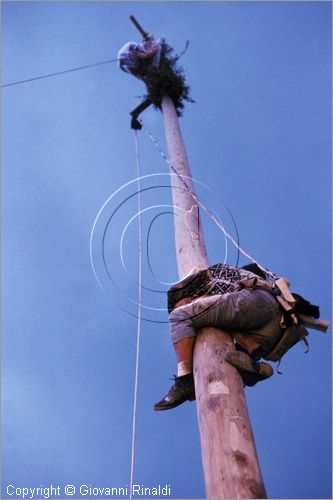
[144,39,194,116]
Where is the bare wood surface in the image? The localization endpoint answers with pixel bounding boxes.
[161,94,267,499]
[194,328,267,499]
[161,95,208,278]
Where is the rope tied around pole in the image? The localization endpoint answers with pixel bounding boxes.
[129,131,143,499]
[1,58,119,88]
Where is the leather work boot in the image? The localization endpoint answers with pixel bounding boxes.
[225,351,273,387]
[154,373,196,411]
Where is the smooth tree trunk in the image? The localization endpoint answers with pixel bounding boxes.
[161,95,267,499]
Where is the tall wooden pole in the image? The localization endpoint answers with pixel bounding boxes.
[161,95,267,499]
[128,16,267,499]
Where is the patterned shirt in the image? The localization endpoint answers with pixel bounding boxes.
[167,263,267,313]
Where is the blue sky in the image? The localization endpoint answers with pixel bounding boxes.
[1,1,332,499]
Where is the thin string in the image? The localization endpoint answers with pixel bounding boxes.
[129,131,143,499]
[140,120,277,280]
[1,58,119,88]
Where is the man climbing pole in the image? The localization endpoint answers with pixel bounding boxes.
[118,22,328,412]
[154,262,328,411]
[118,26,192,131]
[118,37,161,129]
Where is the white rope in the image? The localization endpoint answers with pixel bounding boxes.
[129,131,143,499]
[140,120,278,280]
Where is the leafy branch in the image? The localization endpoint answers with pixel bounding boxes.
[144,39,194,116]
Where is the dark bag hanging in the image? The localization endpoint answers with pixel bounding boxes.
[264,323,309,362]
